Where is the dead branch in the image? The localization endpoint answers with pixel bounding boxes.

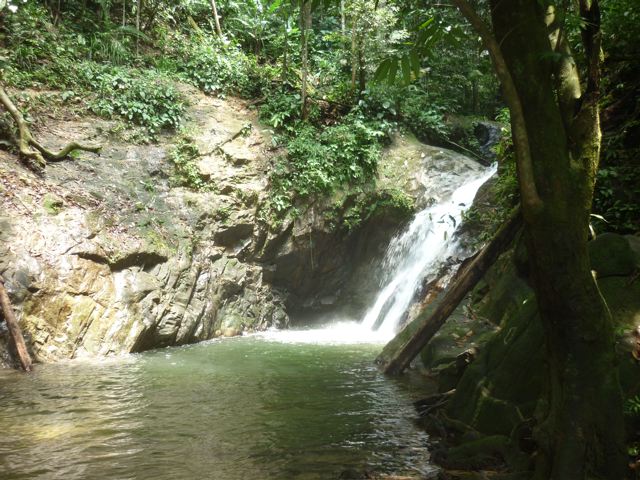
[0,276,32,372]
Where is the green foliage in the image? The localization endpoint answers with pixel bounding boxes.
[169,132,214,191]
[400,90,449,145]
[338,189,414,232]
[266,112,386,216]
[260,92,303,130]
[374,4,497,116]
[592,164,640,234]
[162,33,269,97]
[91,69,185,136]
[1,3,186,138]
[625,395,640,417]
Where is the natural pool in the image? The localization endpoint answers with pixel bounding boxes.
[0,325,436,480]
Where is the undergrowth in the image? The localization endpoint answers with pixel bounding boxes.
[261,106,390,221]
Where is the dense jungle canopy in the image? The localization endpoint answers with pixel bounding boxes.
[0,0,639,479]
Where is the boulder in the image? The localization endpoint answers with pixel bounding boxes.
[589,232,638,277]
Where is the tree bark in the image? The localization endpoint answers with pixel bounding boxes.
[282,18,289,83]
[210,0,222,37]
[357,41,366,94]
[300,0,312,120]
[0,277,32,372]
[136,0,141,55]
[378,208,522,375]
[452,0,626,477]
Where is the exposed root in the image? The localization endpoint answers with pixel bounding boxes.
[0,85,101,171]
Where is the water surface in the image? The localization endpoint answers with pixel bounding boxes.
[0,326,435,479]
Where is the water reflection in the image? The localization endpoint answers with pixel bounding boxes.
[0,334,434,479]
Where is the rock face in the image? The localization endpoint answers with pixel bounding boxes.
[437,233,640,439]
[0,91,288,365]
[0,88,491,366]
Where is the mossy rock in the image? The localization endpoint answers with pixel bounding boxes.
[446,237,640,439]
[589,232,638,278]
[443,434,531,473]
[627,234,640,265]
[446,293,544,432]
[42,193,64,215]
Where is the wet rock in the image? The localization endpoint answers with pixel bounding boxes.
[222,327,241,337]
[474,121,502,163]
[589,232,638,278]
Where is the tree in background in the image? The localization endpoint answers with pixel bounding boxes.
[209,0,222,36]
[300,0,311,119]
[345,0,401,96]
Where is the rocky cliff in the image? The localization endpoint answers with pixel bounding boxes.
[0,85,492,367]
[0,90,292,365]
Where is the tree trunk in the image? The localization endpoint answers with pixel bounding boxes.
[136,0,141,55]
[453,0,626,477]
[350,23,358,91]
[282,19,289,83]
[340,0,345,35]
[300,0,312,120]
[210,0,222,37]
[357,41,366,94]
[0,277,32,372]
[378,208,522,375]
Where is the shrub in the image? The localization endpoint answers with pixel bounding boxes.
[339,189,415,232]
[91,69,185,135]
[162,34,266,97]
[260,92,302,130]
[266,112,386,215]
[400,91,450,145]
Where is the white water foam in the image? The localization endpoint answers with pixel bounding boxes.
[261,161,496,346]
[256,321,389,345]
[361,164,497,337]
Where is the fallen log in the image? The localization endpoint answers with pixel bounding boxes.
[0,276,33,372]
[377,207,522,375]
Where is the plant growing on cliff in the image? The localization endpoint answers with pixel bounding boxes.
[92,68,185,137]
[169,132,214,191]
[337,188,414,232]
[265,112,386,217]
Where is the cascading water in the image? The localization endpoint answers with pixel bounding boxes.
[361,163,497,337]
[255,148,496,346]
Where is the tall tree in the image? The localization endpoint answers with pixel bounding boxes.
[300,0,312,119]
[136,0,141,55]
[451,0,625,478]
[210,0,222,37]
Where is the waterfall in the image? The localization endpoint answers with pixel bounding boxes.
[361,164,497,336]
[259,153,496,346]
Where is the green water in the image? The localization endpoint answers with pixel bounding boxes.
[0,331,435,479]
